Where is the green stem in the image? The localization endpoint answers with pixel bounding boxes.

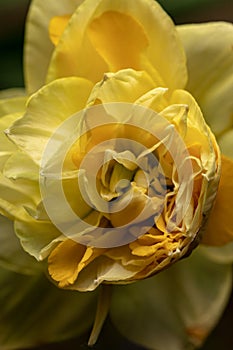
[88,284,112,346]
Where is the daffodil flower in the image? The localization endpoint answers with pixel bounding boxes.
[0,0,233,349]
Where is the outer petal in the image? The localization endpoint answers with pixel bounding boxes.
[111,247,232,350]
[177,22,233,136]
[47,0,187,89]
[0,215,43,275]
[198,243,233,265]
[0,95,27,170]
[24,0,84,93]
[0,173,41,221]
[0,114,19,170]
[218,129,233,159]
[0,88,25,99]
[0,96,26,117]
[202,155,233,246]
[14,217,62,261]
[7,77,93,164]
[0,266,97,349]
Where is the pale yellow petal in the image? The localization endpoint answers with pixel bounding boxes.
[202,155,233,246]
[7,77,93,164]
[88,69,155,105]
[0,96,26,170]
[0,114,19,171]
[218,129,233,159]
[72,256,137,291]
[24,0,84,93]
[14,217,62,260]
[0,172,41,221]
[0,96,26,117]
[135,87,168,111]
[178,22,233,136]
[3,151,39,181]
[0,88,26,99]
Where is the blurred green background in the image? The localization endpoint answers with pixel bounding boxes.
[0,0,233,349]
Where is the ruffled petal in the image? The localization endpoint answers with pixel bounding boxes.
[47,0,187,88]
[24,0,84,93]
[111,247,232,350]
[88,69,155,104]
[0,266,97,349]
[178,22,233,136]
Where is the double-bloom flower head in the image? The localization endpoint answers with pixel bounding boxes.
[0,0,233,349]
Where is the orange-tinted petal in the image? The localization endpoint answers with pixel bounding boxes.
[87,11,148,71]
[202,155,233,246]
[48,240,86,287]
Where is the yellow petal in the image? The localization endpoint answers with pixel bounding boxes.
[24,0,83,93]
[8,77,93,164]
[48,240,105,288]
[218,129,233,159]
[48,240,87,287]
[71,255,138,291]
[0,114,19,171]
[0,96,27,170]
[15,217,62,260]
[0,174,40,221]
[47,0,187,88]
[87,11,149,71]
[202,155,233,245]
[49,15,71,46]
[178,22,233,136]
[0,88,25,99]
[0,96,26,117]
[88,69,155,105]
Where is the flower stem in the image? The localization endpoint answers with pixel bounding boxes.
[88,284,112,346]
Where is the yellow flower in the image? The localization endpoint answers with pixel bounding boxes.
[0,0,233,349]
